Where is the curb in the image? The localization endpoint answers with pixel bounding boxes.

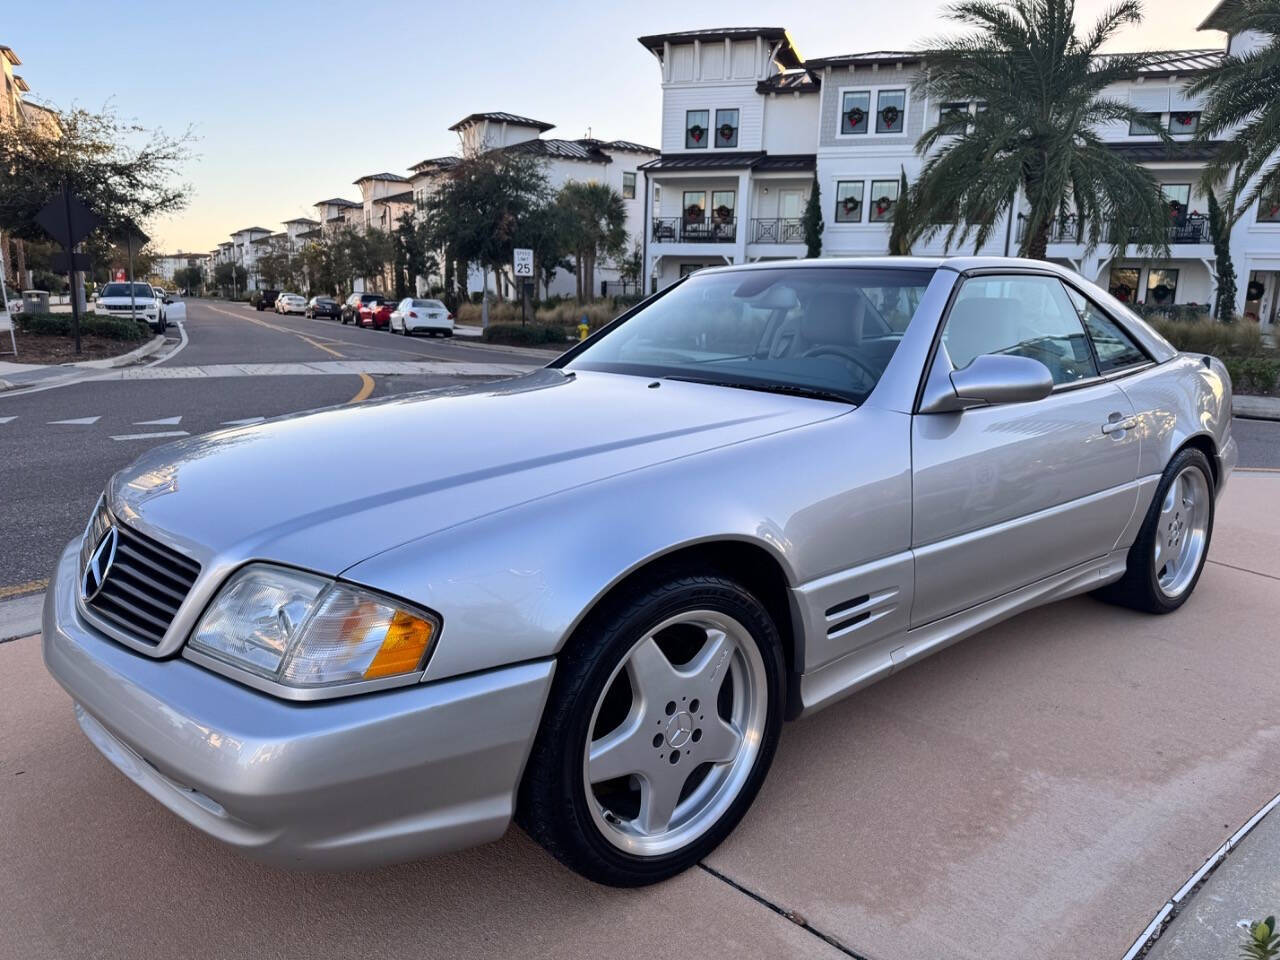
[0,335,166,393]
[0,592,42,644]
[1233,394,1280,421]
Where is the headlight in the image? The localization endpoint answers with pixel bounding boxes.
[188,564,438,692]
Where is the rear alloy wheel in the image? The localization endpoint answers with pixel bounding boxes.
[1095,446,1214,614]
[519,573,784,886]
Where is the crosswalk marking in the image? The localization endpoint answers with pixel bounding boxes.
[48,417,101,425]
[221,417,264,426]
[0,416,15,425]
[110,431,189,442]
[133,416,183,426]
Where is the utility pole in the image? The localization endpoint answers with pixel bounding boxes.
[62,184,84,354]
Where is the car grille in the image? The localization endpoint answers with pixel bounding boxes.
[83,510,201,646]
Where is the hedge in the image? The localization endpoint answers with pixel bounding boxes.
[480,323,571,346]
[16,312,147,342]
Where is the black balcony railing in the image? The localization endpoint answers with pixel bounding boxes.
[750,218,805,243]
[652,216,738,243]
[1015,213,1211,245]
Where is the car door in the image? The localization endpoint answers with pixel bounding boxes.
[909,272,1140,626]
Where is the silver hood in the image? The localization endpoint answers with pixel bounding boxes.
[108,369,847,574]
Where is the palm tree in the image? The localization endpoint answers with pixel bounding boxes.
[1188,0,1280,224]
[894,0,1172,260]
[557,182,627,302]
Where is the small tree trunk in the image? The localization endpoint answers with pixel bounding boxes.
[1026,220,1050,261]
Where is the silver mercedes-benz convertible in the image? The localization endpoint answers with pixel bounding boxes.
[43,257,1236,886]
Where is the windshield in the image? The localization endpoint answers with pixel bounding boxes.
[563,267,934,404]
[100,283,155,298]
[413,299,444,309]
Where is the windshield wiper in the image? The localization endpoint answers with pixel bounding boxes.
[664,376,857,405]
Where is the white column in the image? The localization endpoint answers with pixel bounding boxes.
[735,171,750,264]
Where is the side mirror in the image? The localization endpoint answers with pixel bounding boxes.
[920,353,1054,413]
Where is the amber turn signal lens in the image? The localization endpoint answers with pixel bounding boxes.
[363,610,435,679]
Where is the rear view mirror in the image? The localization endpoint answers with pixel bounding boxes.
[920,353,1053,413]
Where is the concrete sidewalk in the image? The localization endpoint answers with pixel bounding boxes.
[0,335,167,393]
[2,473,1277,960]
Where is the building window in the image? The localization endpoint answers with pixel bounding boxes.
[869,179,900,222]
[1146,268,1179,305]
[939,102,969,134]
[685,110,709,149]
[683,191,706,223]
[622,172,636,199]
[679,263,704,278]
[1129,112,1162,136]
[1162,184,1191,221]
[710,191,736,223]
[834,180,864,222]
[841,91,870,135]
[653,184,662,207]
[715,109,739,148]
[876,89,907,134]
[1169,111,1200,135]
[1109,267,1140,303]
[1257,183,1280,222]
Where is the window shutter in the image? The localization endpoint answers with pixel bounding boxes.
[1170,82,1204,112]
[1129,87,1171,112]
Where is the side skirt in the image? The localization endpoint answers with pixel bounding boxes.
[795,549,1129,719]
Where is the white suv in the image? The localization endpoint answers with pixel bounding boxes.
[95,282,166,333]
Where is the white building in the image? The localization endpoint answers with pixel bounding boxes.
[152,252,209,285]
[229,227,271,290]
[313,198,363,236]
[638,14,1280,327]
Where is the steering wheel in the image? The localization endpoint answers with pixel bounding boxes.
[801,345,881,387]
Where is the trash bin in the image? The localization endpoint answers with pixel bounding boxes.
[22,290,49,314]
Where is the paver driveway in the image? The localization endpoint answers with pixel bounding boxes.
[2,473,1277,960]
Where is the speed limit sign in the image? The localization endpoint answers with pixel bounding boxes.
[513,248,533,277]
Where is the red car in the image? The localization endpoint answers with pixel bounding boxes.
[356,295,392,329]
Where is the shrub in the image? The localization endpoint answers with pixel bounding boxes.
[1130,302,1211,323]
[16,312,146,341]
[457,299,620,330]
[481,323,571,346]
[1148,316,1263,357]
[1226,355,1280,394]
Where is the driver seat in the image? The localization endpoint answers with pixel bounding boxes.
[793,290,864,356]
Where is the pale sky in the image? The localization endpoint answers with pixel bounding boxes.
[7,0,1222,254]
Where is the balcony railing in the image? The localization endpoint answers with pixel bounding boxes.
[652,216,738,243]
[1016,213,1211,245]
[750,218,805,244]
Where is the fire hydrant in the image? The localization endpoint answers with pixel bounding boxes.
[577,315,590,341]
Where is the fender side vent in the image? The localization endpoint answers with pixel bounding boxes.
[825,594,870,618]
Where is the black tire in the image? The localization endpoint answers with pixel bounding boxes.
[1094,446,1215,614]
[517,572,785,886]
[444,330,453,338]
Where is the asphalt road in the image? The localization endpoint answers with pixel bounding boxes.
[0,298,542,591]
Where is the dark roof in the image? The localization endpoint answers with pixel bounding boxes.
[408,155,461,174]
[1106,141,1227,163]
[806,50,919,69]
[1096,49,1225,77]
[757,69,820,94]
[314,197,362,208]
[806,47,1223,77]
[598,139,660,154]
[297,228,323,240]
[353,172,409,184]
[502,138,612,162]
[1200,0,1240,30]
[0,46,20,66]
[283,217,320,225]
[374,191,414,204]
[637,28,803,69]
[233,226,271,235]
[638,151,814,172]
[448,112,555,133]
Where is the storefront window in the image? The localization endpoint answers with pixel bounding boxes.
[1146,268,1179,306]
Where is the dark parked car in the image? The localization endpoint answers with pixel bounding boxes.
[306,296,340,320]
[341,292,385,326]
[252,290,280,312]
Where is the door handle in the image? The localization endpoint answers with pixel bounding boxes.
[1101,415,1137,435]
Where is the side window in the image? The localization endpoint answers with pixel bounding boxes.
[1062,286,1148,372]
[941,275,1099,385]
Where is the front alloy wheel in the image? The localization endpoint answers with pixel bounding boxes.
[519,572,784,886]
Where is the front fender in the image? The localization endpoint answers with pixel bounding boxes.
[340,405,913,682]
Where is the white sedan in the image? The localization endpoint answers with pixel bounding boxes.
[275,293,306,315]
[390,298,453,337]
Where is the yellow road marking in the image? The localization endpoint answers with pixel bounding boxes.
[203,303,346,358]
[349,373,375,404]
[0,578,49,600]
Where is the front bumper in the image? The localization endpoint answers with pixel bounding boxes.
[42,540,555,868]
